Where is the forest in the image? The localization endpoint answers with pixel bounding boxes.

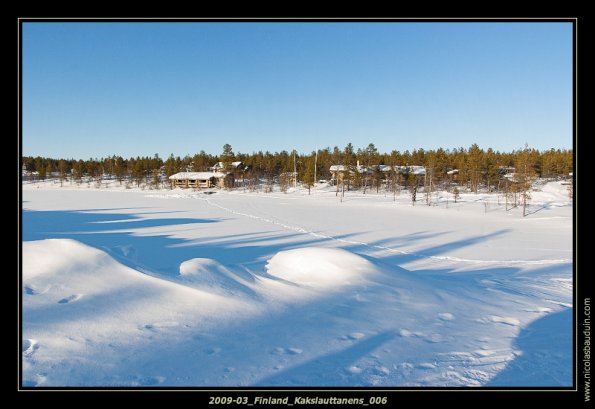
[22,143,572,198]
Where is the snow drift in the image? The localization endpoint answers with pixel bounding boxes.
[179,258,256,297]
[22,239,260,386]
[265,247,377,289]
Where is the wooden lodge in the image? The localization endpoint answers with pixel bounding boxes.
[169,172,233,189]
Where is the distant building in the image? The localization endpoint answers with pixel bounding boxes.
[497,166,515,178]
[329,162,425,185]
[444,168,458,181]
[560,172,574,187]
[279,171,298,188]
[329,163,368,185]
[496,167,513,182]
[374,165,426,176]
[21,164,39,181]
[402,166,426,176]
[210,161,245,172]
[169,172,233,189]
[329,165,351,184]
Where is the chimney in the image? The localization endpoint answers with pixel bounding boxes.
[357,160,360,167]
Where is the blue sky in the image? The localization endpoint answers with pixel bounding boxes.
[22,22,573,159]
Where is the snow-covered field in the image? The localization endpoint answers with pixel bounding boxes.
[21,180,573,387]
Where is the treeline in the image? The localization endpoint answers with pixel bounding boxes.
[22,143,572,191]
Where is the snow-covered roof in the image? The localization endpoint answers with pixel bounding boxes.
[390,165,426,175]
[169,172,228,180]
[446,169,459,175]
[408,166,426,175]
[212,161,243,169]
[498,166,515,174]
[330,164,371,174]
[329,165,349,172]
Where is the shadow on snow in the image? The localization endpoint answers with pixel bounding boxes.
[255,331,396,386]
[21,207,572,387]
[22,208,354,277]
[487,308,572,387]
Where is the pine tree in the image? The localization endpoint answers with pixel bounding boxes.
[221,144,234,174]
[58,160,68,187]
[133,158,144,187]
[468,143,483,193]
[164,154,178,178]
[373,167,383,193]
[409,172,417,206]
[73,160,84,182]
[515,144,535,217]
[344,143,354,191]
[302,158,315,195]
[38,164,46,180]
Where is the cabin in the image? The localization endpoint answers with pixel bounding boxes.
[22,164,39,181]
[446,168,459,181]
[329,161,372,185]
[169,172,234,189]
[279,171,298,188]
[498,166,516,181]
[329,165,351,185]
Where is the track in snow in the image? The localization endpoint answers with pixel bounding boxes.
[199,195,570,266]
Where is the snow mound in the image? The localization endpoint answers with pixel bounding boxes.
[22,239,249,312]
[180,258,228,277]
[179,258,256,296]
[265,247,377,288]
[532,181,571,204]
